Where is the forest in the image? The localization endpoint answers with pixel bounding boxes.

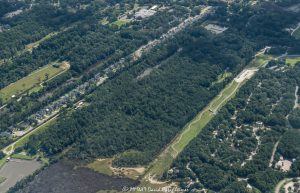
[168,66,300,192]
[0,0,189,89]
[1,0,300,192]
[0,0,191,133]
[24,19,256,165]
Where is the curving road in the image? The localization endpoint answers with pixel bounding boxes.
[274,177,300,193]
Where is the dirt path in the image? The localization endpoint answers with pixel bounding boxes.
[294,86,299,109]
[291,23,300,36]
[269,140,280,167]
[0,104,7,110]
[186,162,199,183]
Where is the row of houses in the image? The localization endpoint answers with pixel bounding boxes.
[137,6,213,56]
[3,6,214,138]
[8,58,119,137]
[0,24,10,33]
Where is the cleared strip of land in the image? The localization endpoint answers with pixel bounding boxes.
[0,31,60,67]
[142,49,270,184]
[25,32,59,53]
[143,79,241,180]
[0,61,69,103]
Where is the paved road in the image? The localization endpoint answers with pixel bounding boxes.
[274,177,300,193]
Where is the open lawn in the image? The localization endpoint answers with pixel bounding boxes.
[250,54,273,67]
[87,158,145,180]
[0,176,6,184]
[100,18,109,25]
[209,81,239,110]
[212,71,232,85]
[0,62,69,103]
[87,159,113,176]
[285,56,300,67]
[110,19,129,28]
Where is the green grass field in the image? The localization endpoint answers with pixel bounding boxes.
[143,150,175,179]
[250,54,273,67]
[87,159,113,176]
[0,176,6,184]
[172,81,239,160]
[110,19,129,28]
[285,57,300,67]
[100,18,109,25]
[0,62,69,103]
[210,81,239,110]
[212,71,232,85]
[11,152,35,160]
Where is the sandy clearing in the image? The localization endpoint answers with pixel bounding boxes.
[234,69,258,83]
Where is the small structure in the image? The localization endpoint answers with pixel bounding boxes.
[209,108,217,115]
[5,9,23,18]
[134,8,156,19]
[255,121,264,128]
[204,24,228,34]
[150,5,158,10]
[0,24,10,32]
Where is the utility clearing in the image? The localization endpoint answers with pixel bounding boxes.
[140,49,268,191]
[25,32,59,52]
[141,70,256,189]
[0,31,61,67]
[0,61,70,103]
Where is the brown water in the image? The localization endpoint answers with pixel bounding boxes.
[18,161,138,193]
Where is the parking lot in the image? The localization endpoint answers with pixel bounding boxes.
[0,159,41,193]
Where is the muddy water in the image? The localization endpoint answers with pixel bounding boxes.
[18,162,138,193]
